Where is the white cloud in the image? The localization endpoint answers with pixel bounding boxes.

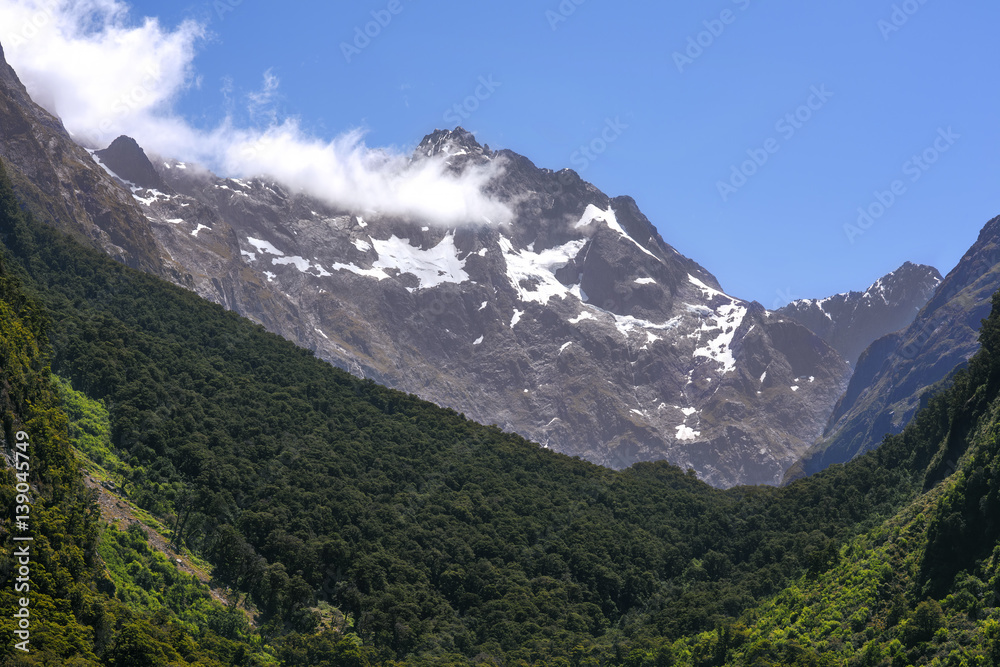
[0,0,511,226]
[1,0,202,141]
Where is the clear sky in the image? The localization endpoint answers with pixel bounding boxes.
[3,0,998,307]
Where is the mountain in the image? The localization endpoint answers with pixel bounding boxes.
[0,42,866,487]
[0,42,167,274]
[5,37,1000,666]
[777,261,942,367]
[5,158,1000,662]
[786,215,1000,480]
[82,128,853,488]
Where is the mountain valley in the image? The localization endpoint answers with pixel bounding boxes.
[2,31,1000,667]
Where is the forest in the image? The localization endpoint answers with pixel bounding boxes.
[1,155,999,665]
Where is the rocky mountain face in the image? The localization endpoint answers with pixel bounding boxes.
[83,128,853,487]
[777,262,942,367]
[786,216,1000,481]
[0,42,858,487]
[0,42,166,274]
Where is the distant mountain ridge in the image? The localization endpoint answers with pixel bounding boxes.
[777,262,942,367]
[786,215,1000,480]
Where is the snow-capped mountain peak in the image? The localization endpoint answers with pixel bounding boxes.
[417,127,493,161]
[65,130,855,487]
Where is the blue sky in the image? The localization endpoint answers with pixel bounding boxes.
[6,0,999,306]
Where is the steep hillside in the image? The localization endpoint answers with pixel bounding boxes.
[777,261,942,367]
[0,223,270,665]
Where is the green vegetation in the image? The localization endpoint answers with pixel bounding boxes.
[3,152,1000,664]
[52,375,122,475]
[0,225,272,664]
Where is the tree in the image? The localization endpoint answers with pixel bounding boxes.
[103,623,164,667]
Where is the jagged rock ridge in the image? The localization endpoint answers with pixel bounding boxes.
[0,41,864,487]
[777,262,942,367]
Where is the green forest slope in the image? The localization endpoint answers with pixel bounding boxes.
[0,214,273,664]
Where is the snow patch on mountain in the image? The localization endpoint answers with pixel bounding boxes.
[676,425,701,441]
[273,256,313,272]
[329,262,389,281]
[499,235,587,305]
[688,274,731,300]
[247,237,284,256]
[575,204,658,259]
[371,233,469,289]
[132,189,171,206]
[691,302,747,373]
[611,313,682,338]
